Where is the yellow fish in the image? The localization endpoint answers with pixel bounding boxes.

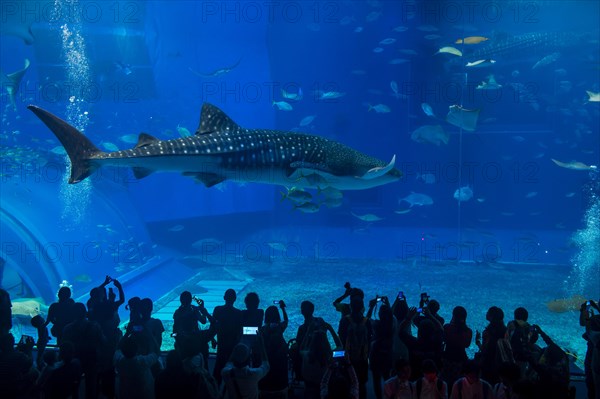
[455,36,489,44]
[436,46,462,57]
[546,295,586,313]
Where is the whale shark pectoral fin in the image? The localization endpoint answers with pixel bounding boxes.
[183,172,226,187]
[361,154,396,180]
[132,167,154,179]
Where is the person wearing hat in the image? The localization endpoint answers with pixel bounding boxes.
[222,333,270,399]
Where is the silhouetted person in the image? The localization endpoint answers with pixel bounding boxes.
[321,353,359,399]
[35,350,58,395]
[527,324,570,399]
[62,302,106,399]
[492,361,521,399]
[450,360,493,399]
[441,306,472,392]
[477,306,508,385]
[126,296,143,332]
[221,338,270,399]
[339,295,371,399]
[92,278,125,399]
[212,288,242,385]
[333,282,364,335]
[366,297,394,399]
[507,306,536,376]
[415,359,448,399]
[301,330,333,399]
[399,307,444,380]
[173,291,206,339]
[45,286,76,345]
[42,341,83,399]
[258,302,289,396]
[141,297,165,353]
[114,335,159,399]
[86,275,113,324]
[383,358,411,399]
[0,332,38,398]
[241,292,264,328]
[426,299,445,326]
[155,350,194,398]
[580,299,600,399]
[0,287,11,335]
[293,300,338,382]
[31,314,50,369]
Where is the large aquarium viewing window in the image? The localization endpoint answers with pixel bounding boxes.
[1,1,599,396]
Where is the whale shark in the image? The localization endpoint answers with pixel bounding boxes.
[28,103,401,190]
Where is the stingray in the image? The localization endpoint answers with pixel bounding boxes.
[0,59,30,110]
[445,105,480,132]
[0,5,35,44]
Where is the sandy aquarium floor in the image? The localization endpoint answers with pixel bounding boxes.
[197,257,590,365]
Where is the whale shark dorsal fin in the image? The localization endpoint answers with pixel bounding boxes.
[196,103,240,135]
[135,132,159,148]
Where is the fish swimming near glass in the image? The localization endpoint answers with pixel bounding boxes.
[450,31,589,67]
[28,103,401,191]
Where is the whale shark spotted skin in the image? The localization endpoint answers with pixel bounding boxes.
[28,103,401,191]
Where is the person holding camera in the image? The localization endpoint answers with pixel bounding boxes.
[221,333,270,399]
[339,295,371,399]
[293,300,340,386]
[258,300,289,398]
[334,282,365,333]
[399,305,444,381]
[367,295,395,399]
[173,291,207,339]
[241,292,264,330]
[114,334,159,399]
[301,329,338,399]
[526,324,571,399]
[321,351,360,399]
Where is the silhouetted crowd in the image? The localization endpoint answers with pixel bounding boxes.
[0,278,599,399]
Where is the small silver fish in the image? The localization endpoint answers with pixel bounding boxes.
[421,103,436,118]
[379,38,396,45]
[299,115,316,126]
[272,101,293,111]
[368,103,391,113]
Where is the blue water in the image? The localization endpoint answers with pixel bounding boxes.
[1,0,599,360]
